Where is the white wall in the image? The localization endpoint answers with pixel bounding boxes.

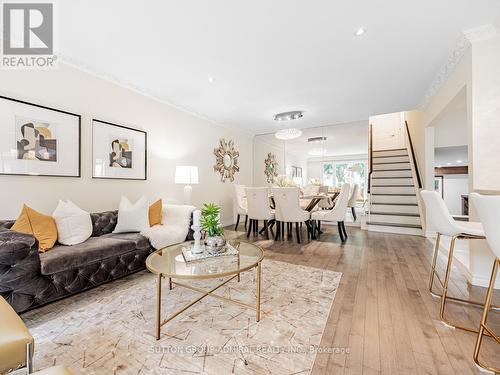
[443,174,468,216]
[0,63,253,225]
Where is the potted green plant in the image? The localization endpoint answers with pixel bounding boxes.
[200,202,226,254]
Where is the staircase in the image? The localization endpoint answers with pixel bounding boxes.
[367,148,423,235]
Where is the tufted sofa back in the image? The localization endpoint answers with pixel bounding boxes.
[90,210,118,236]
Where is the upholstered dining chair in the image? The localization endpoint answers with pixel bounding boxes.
[233,184,248,231]
[272,187,311,243]
[347,184,360,221]
[469,193,500,374]
[420,190,490,333]
[245,187,274,239]
[317,185,334,210]
[311,183,350,242]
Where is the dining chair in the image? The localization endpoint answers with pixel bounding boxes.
[272,187,311,243]
[317,185,334,210]
[469,193,500,374]
[420,190,490,333]
[311,183,350,242]
[347,184,360,221]
[233,184,248,231]
[245,187,275,239]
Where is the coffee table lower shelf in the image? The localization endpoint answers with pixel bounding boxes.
[154,262,262,340]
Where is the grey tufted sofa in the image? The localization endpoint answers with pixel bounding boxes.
[0,210,193,313]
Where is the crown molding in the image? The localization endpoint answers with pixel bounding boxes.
[419,24,500,110]
[418,34,470,110]
[56,54,255,138]
[464,23,500,42]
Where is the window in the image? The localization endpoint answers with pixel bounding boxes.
[335,161,367,197]
[322,163,334,186]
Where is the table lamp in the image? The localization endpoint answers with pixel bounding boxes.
[175,166,199,205]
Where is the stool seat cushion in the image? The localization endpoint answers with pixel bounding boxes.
[456,221,485,237]
[0,296,33,373]
[33,366,74,375]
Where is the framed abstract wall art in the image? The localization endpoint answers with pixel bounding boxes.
[92,119,147,180]
[0,95,81,177]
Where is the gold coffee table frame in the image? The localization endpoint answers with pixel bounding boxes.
[146,241,264,340]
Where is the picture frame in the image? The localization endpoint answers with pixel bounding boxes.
[434,175,444,198]
[0,95,81,177]
[92,119,147,180]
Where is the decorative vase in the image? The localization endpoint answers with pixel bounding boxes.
[204,235,226,254]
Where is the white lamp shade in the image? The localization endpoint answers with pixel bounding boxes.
[175,166,199,184]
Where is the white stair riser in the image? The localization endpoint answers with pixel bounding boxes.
[371,170,412,178]
[372,149,408,157]
[371,186,415,195]
[369,214,420,225]
[370,204,419,214]
[371,195,418,204]
[371,178,414,186]
[367,224,422,236]
[372,162,411,171]
[373,156,410,164]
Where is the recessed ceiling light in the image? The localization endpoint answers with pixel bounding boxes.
[437,165,443,168]
[446,162,452,165]
[354,27,366,37]
[456,160,462,163]
[208,76,214,83]
[274,111,303,122]
[275,128,302,140]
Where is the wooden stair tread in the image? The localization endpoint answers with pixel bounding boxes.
[367,221,422,229]
[371,203,418,206]
[370,212,420,217]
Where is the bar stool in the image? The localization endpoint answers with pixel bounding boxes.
[420,190,496,333]
[470,193,500,374]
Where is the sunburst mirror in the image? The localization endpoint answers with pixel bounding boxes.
[264,152,279,183]
[213,138,240,182]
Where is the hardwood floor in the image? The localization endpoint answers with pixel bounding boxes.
[224,224,500,375]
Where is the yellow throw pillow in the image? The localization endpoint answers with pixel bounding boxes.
[148,199,163,227]
[11,204,58,252]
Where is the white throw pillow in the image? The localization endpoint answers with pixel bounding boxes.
[113,196,149,233]
[52,200,92,245]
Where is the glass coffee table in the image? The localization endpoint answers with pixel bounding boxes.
[146,240,264,340]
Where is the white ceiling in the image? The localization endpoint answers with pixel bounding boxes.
[256,120,368,159]
[59,1,500,134]
[435,146,468,167]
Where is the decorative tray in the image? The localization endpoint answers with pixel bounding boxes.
[181,242,239,263]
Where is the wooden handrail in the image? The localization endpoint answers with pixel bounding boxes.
[368,123,373,193]
[404,120,422,188]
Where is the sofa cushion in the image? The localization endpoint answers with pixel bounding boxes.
[102,233,150,250]
[40,237,136,275]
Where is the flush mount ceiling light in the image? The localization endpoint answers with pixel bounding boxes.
[275,128,302,140]
[273,111,303,122]
[208,76,214,83]
[307,136,327,143]
[354,27,366,37]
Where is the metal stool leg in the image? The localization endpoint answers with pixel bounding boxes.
[473,258,500,374]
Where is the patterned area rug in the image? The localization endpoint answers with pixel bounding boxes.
[23,260,341,375]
